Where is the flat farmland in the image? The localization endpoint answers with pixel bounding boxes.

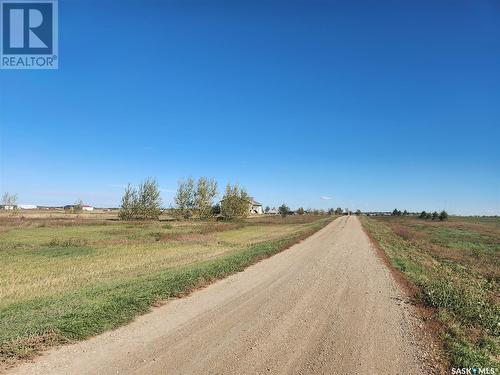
[0,212,332,367]
[361,215,500,369]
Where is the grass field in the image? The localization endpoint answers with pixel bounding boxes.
[0,212,333,365]
[361,215,500,369]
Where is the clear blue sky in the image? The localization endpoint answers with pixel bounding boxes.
[1,0,499,215]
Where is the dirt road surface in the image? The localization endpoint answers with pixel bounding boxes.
[9,216,427,375]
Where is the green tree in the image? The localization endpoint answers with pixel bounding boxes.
[278,203,290,218]
[264,206,270,213]
[174,177,196,219]
[419,211,427,219]
[335,207,343,215]
[220,184,250,220]
[196,177,218,219]
[73,200,83,214]
[439,210,448,221]
[136,178,162,220]
[119,178,162,220]
[392,208,402,216]
[119,184,137,220]
[297,207,305,215]
[211,203,221,216]
[403,210,409,216]
[432,211,439,220]
[355,209,362,215]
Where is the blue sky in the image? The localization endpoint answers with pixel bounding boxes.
[1,0,499,214]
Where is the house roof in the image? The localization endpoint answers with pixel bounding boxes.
[219,196,262,206]
[249,197,262,206]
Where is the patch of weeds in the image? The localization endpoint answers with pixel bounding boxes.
[0,330,68,363]
[478,335,499,356]
[444,334,495,369]
[46,238,89,247]
[149,232,163,241]
[392,256,424,280]
[471,248,481,259]
[422,280,499,334]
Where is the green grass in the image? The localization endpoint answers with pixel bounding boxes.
[0,214,332,364]
[28,245,96,258]
[361,216,500,369]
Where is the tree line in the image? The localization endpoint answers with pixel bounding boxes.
[266,206,347,216]
[391,208,448,221]
[117,177,351,221]
[419,210,448,221]
[119,177,253,221]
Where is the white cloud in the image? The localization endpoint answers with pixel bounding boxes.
[320,196,332,200]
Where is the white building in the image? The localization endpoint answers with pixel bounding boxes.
[82,205,94,211]
[266,208,279,215]
[18,204,37,210]
[249,198,263,215]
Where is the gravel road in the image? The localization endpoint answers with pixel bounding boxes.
[9,216,426,375]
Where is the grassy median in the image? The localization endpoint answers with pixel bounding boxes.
[361,215,499,369]
[0,214,332,365]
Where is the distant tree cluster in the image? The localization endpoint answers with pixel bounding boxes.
[72,200,83,213]
[119,178,162,220]
[174,177,218,219]
[419,210,448,221]
[391,209,409,216]
[278,204,291,218]
[392,208,448,221]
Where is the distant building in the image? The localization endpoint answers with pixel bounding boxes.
[219,196,264,215]
[248,198,263,215]
[64,204,94,211]
[266,208,279,215]
[18,204,37,210]
[0,205,16,210]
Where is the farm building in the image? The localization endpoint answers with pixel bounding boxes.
[219,197,264,215]
[64,204,94,211]
[0,205,16,210]
[18,204,37,210]
[266,208,279,215]
[249,198,263,215]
